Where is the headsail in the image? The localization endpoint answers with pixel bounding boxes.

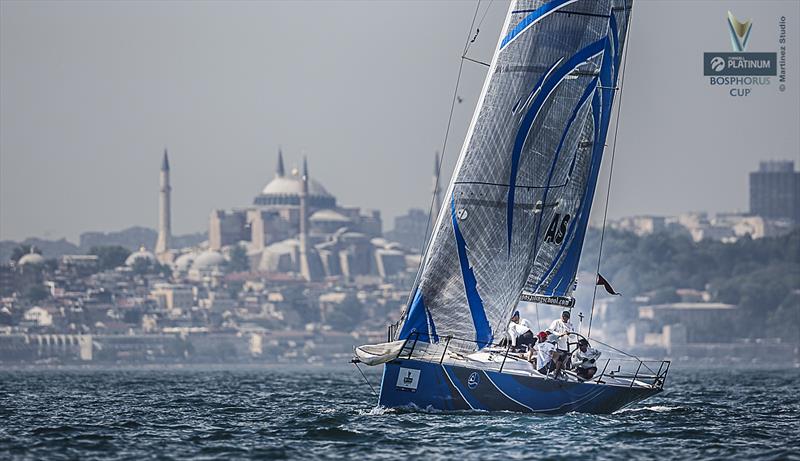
[397,0,634,349]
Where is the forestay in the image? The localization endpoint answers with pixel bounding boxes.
[397,0,633,349]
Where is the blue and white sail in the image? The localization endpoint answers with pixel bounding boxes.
[397,0,634,349]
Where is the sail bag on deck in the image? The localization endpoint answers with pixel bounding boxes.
[354,340,406,366]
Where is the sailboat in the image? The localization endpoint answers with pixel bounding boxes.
[354,0,670,414]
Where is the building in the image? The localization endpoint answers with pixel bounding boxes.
[749,160,800,224]
[627,302,740,350]
[209,150,382,252]
[150,283,194,312]
[202,150,418,281]
[385,209,429,252]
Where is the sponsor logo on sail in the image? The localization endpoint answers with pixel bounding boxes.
[703,11,788,97]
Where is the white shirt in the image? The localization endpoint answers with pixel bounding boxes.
[548,318,574,351]
[572,347,601,369]
[507,318,532,346]
[536,341,555,370]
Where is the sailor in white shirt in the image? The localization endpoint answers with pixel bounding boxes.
[535,334,558,375]
[507,311,536,355]
[547,310,575,379]
[548,310,575,351]
[572,338,601,381]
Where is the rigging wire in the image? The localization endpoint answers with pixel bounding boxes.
[588,2,635,338]
[399,0,484,323]
[352,362,378,398]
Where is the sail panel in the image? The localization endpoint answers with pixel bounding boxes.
[397,0,631,349]
[525,0,633,298]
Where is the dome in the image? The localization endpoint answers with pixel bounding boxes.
[18,251,45,266]
[260,176,332,197]
[173,252,196,271]
[192,250,225,270]
[253,169,336,208]
[125,247,156,266]
[310,209,351,223]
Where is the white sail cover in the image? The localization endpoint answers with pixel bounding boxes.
[397,0,633,349]
[355,341,407,366]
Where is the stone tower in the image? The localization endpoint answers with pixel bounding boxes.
[298,156,313,281]
[155,149,172,260]
[276,147,285,178]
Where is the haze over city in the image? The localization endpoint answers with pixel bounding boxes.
[1,0,797,242]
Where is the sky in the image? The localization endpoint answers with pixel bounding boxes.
[1,0,798,243]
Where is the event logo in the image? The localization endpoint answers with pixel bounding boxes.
[710,56,726,72]
[703,11,780,97]
[727,11,752,52]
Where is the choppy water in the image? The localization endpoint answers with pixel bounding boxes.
[0,366,797,460]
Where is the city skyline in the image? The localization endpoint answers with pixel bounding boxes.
[1,0,798,242]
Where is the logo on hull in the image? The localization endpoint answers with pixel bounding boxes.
[467,372,480,389]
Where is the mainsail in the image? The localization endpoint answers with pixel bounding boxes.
[397,0,633,349]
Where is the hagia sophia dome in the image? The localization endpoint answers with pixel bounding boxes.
[253,150,336,209]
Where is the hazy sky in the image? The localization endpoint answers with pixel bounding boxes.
[1,0,798,243]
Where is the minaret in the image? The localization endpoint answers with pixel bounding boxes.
[431,151,443,224]
[276,147,285,178]
[155,149,172,260]
[298,156,313,281]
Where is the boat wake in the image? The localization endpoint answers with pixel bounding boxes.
[358,406,393,416]
[617,405,689,414]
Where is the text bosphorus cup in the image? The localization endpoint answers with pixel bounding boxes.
[397,0,633,348]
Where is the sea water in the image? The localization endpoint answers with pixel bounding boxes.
[1,366,797,460]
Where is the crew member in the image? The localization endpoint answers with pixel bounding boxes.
[536,333,558,375]
[507,310,536,353]
[572,338,601,381]
[547,310,575,378]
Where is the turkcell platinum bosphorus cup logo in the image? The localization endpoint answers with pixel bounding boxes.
[727,11,752,52]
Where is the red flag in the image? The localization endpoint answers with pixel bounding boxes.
[596,273,621,296]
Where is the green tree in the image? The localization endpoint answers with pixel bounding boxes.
[89,245,131,271]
